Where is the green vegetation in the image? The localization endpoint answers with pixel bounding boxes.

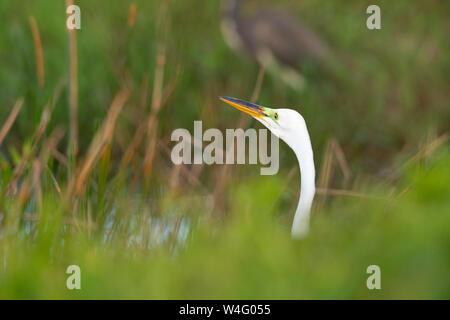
[0,0,449,299]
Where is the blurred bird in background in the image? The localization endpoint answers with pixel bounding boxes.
[221,0,330,90]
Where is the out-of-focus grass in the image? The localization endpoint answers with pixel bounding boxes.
[0,150,449,299]
[0,0,449,299]
[1,0,448,167]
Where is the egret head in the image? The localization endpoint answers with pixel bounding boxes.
[219,96,315,238]
[219,96,309,152]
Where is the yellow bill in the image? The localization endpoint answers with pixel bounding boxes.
[219,96,267,119]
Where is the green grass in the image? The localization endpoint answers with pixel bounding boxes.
[0,0,449,299]
[1,149,449,299]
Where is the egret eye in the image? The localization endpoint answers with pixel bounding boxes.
[274,112,279,120]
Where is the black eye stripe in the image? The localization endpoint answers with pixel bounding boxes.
[274,113,279,119]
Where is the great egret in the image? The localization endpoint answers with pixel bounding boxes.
[221,0,329,89]
[219,96,315,238]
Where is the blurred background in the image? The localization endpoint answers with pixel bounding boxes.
[0,0,449,299]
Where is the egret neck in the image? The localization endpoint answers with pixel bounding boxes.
[218,96,316,238]
[290,133,315,238]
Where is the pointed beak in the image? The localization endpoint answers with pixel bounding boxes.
[219,96,267,119]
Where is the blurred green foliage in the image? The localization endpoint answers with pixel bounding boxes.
[0,0,449,299]
[1,149,449,299]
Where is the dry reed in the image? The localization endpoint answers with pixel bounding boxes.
[69,90,129,196]
[211,66,266,214]
[66,0,79,159]
[0,98,24,146]
[29,16,45,87]
[128,3,137,27]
